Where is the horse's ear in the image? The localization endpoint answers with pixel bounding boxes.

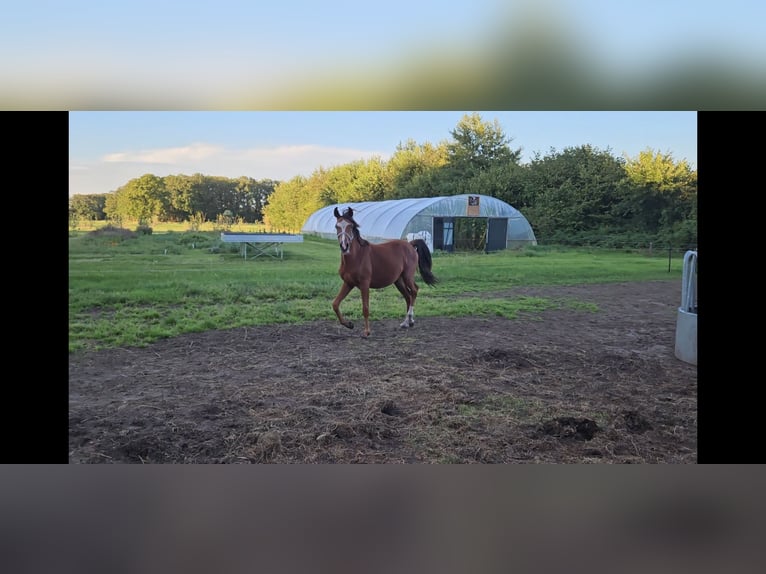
[334,207,341,218]
[344,207,354,218]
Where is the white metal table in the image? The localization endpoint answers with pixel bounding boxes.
[220,232,304,260]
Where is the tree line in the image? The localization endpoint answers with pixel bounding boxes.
[69,173,278,227]
[69,113,697,247]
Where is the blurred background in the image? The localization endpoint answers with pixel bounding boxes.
[3,0,764,109]
[2,466,765,574]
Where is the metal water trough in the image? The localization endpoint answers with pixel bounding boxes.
[674,250,697,365]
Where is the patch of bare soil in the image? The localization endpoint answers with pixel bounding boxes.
[68,280,697,463]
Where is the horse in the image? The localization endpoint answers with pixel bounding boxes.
[332,206,438,338]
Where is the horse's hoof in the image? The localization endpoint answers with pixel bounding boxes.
[345,322,354,330]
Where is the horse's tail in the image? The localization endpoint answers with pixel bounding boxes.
[411,239,439,286]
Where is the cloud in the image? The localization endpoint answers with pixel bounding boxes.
[101,143,384,168]
[103,143,224,164]
[70,143,389,195]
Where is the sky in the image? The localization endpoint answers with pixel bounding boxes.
[69,111,697,196]
[5,1,765,109]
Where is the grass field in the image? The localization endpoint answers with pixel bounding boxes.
[68,227,684,353]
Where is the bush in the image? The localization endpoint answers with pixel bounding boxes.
[178,233,213,248]
[136,224,153,235]
[88,225,137,240]
[214,211,234,232]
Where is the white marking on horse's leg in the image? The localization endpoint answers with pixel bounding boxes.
[399,305,415,328]
[399,305,415,329]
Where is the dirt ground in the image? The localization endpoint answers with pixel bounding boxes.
[68,280,697,463]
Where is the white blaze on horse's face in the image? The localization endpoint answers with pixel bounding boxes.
[336,219,354,254]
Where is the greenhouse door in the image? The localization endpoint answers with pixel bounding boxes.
[433,217,454,252]
[485,218,507,252]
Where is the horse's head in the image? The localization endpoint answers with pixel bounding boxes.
[334,206,360,253]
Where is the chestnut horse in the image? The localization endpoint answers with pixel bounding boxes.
[332,206,438,337]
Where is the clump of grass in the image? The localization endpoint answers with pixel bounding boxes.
[89,225,137,239]
[178,233,214,248]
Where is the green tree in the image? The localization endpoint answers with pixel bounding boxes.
[121,174,166,223]
[104,183,129,223]
[69,193,107,221]
[263,175,323,232]
[620,149,697,241]
[522,145,628,239]
[466,161,527,206]
[163,174,195,221]
[320,157,389,204]
[251,179,280,222]
[68,206,79,231]
[185,173,216,220]
[446,112,522,180]
[230,176,278,223]
[385,139,449,199]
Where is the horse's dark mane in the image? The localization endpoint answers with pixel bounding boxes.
[352,227,369,247]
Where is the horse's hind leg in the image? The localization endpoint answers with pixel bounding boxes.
[394,277,417,328]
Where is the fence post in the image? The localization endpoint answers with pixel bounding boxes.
[668,245,671,272]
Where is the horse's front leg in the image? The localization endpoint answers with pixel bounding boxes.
[332,282,355,330]
[360,285,371,338]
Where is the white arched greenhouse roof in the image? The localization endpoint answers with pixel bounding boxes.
[301,194,537,249]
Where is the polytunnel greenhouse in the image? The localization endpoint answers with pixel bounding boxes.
[301,194,537,252]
